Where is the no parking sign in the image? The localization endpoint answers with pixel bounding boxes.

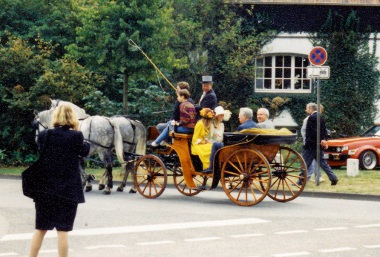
[309,46,328,66]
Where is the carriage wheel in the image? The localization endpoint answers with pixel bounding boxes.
[173,166,202,196]
[268,146,307,202]
[221,149,271,206]
[133,155,167,199]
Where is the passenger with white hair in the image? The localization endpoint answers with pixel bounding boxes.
[237,107,258,131]
[256,107,275,129]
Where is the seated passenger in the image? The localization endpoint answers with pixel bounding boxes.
[237,107,258,131]
[156,81,194,133]
[256,107,275,129]
[191,108,214,172]
[202,106,227,173]
[151,89,196,147]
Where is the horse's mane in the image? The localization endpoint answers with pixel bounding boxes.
[38,109,53,128]
[50,99,89,119]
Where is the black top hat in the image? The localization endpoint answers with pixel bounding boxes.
[201,75,213,84]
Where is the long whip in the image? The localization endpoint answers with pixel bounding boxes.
[128,39,177,92]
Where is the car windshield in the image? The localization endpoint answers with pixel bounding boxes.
[362,125,380,136]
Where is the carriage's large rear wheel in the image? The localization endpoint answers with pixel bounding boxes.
[221,149,271,206]
[133,155,167,199]
[268,146,307,202]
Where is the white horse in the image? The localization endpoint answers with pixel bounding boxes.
[49,99,147,193]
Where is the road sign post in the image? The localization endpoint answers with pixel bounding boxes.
[308,46,330,185]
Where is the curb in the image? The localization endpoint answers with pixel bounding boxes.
[3,175,379,202]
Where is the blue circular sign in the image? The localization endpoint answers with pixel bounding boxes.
[309,47,328,66]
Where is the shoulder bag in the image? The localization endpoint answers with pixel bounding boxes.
[22,129,51,199]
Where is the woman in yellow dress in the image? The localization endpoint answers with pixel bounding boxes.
[191,108,215,173]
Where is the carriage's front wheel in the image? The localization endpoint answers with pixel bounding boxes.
[133,155,167,199]
[173,166,202,196]
[268,146,307,202]
[221,149,271,206]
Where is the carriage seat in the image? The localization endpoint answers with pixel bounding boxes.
[170,132,193,139]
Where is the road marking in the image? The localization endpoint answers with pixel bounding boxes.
[230,233,265,238]
[272,252,311,256]
[184,237,221,242]
[314,227,348,231]
[0,217,269,242]
[136,241,175,246]
[356,223,380,228]
[275,230,308,235]
[363,244,380,249]
[318,247,356,253]
[0,253,19,256]
[85,245,126,250]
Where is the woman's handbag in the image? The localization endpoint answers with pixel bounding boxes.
[22,130,51,199]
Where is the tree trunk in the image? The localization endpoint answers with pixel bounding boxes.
[123,71,128,115]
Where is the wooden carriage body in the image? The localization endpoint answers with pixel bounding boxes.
[134,127,307,206]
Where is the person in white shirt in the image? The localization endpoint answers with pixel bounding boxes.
[256,108,275,129]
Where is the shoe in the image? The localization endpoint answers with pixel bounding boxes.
[292,180,303,186]
[331,180,339,186]
[200,169,212,174]
[147,141,158,148]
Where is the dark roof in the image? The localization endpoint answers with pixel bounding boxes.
[250,4,380,32]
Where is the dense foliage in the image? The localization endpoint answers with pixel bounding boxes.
[0,1,378,165]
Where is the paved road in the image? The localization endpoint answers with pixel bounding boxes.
[1,178,379,257]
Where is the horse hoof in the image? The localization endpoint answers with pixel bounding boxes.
[116,186,124,192]
[103,189,111,195]
[98,184,105,190]
[129,188,137,194]
[85,186,93,192]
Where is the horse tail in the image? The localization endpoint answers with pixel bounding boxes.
[131,120,147,155]
[110,118,126,165]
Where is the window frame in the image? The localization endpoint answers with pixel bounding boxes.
[255,54,312,93]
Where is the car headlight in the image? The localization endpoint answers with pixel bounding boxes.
[342,145,348,151]
[348,149,357,155]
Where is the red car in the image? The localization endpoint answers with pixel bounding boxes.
[325,124,380,170]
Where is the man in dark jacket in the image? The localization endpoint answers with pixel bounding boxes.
[195,76,217,118]
[300,102,338,186]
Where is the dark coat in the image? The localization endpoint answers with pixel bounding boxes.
[237,119,258,131]
[36,127,90,203]
[199,89,217,110]
[304,112,328,150]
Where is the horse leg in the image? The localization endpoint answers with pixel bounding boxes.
[103,164,113,195]
[117,163,127,192]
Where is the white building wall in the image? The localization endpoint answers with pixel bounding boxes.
[262,32,380,125]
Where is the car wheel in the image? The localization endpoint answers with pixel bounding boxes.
[359,150,378,170]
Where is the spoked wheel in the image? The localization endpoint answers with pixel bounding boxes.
[133,155,167,199]
[268,146,307,202]
[221,149,271,206]
[173,166,202,196]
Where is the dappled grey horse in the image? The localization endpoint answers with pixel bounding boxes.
[49,99,147,193]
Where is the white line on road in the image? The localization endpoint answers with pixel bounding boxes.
[318,247,356,253]
[314,227,348,231]
[356,223,380,228]
[184,237,221,242]
[85,244,126,250]
[230,233,265,238]
[136,241,175,246]
[0,218,269,242]
[363,244,380,249]
[275,230,308,235]
[272,252,311,256]
[0,253,19,256]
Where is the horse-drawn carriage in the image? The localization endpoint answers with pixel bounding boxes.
[129,127,307,206]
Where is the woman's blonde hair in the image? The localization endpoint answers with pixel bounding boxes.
[52,104,79,130]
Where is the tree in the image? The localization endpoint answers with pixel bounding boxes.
[312,10,380,135]
[67,0,183,114]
